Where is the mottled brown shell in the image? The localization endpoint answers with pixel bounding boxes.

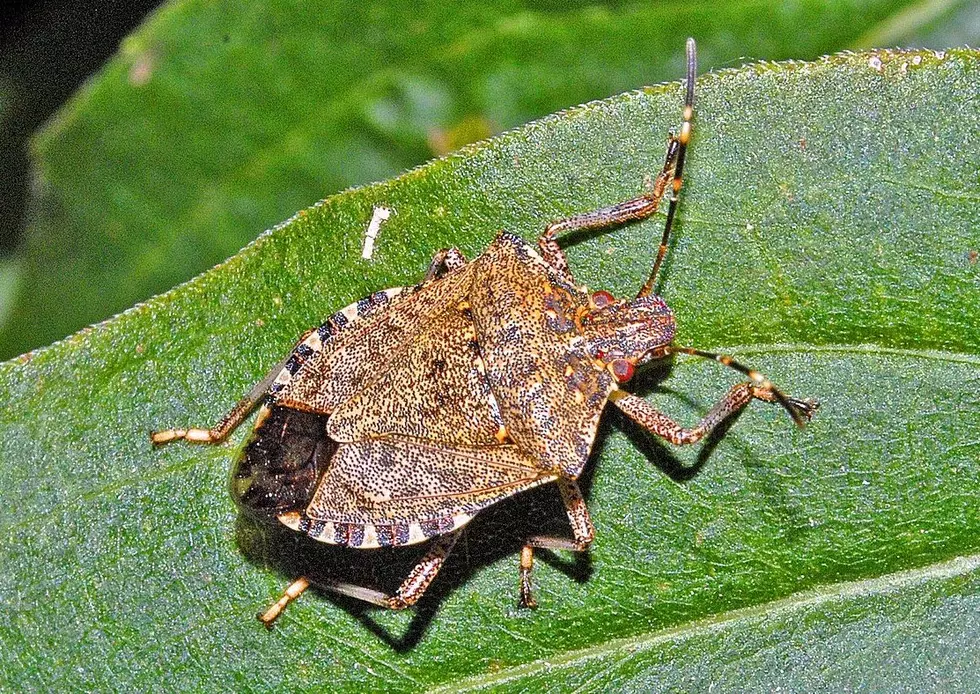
[234,233,618,548]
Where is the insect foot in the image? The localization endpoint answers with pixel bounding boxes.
[152,37,817,624]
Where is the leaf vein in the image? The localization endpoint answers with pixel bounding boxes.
[433,554,980,692]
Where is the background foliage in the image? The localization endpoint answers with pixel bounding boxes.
[0,1,978,691]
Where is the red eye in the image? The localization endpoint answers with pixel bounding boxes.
[592,290,615,308]
[610,359,635,383]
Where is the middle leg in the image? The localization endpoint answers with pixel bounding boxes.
[520,478,595,608]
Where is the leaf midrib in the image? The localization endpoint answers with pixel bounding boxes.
[730,343,980,366]
[432,553,980,693]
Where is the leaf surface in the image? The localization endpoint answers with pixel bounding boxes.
[1,48,978,691]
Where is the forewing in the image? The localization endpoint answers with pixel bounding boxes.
[327,300,505,447]
[276,265,474,413]
[262,286,411,399]
[278,436,556,548]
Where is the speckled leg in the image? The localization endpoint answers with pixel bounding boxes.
[424,247,467,281]
[610,384,765,445]
[609,348,818,444]
[537,139,680,281]
[151,283,408,447]
[520,478,595,608]
[320,531,459,610]
[388,531,460,609]
[149,346,299,445]
[259,532,460,626]
[539,39,698,293]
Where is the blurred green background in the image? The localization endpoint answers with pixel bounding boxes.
[1,0,978,360]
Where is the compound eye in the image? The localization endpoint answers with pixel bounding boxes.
[610,358,635,383]
[592,290,615,308]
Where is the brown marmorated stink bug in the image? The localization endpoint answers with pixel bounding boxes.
[152,39,817,625]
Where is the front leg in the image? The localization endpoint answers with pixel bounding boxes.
[609,382,816,446]
[519,478,594,608]
[537,135,681,281]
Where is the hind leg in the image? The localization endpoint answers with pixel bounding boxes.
[258,532,460,626]
[149,348,294,445]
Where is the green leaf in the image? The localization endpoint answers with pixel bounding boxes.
[2,48,978,691]
[439,557,980,692]
[4,0,962,358]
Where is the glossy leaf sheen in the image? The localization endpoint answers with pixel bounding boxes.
[1,49,978,691]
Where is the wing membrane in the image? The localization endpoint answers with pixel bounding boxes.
[298,437,555,528]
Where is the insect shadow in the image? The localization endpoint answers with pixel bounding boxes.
[235,481,586,651]
[233,355,754,651]
[613,356,742,483]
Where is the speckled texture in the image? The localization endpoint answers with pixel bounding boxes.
[239,233,642,550]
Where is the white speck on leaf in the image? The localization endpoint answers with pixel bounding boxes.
[362,206,393,260]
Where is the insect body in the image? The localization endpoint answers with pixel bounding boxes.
[152,39,816,624]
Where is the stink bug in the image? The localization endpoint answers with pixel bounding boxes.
[152,39,817,625]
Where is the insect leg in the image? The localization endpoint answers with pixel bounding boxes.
[537,142,678,280]
[518,546,537,608]
[424,247,467,282]
[258,576,311,627]
[149,356,287,446]
[527,478,595,551]
[149,324,324,446]
[387,530,460,609]
[257,575,403,627]
[610,385,762,446]
[519,478,594,608]
[538,38,696,290]
[657,345,818,426]
[257,532,459,625]
[608,348,817,445]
